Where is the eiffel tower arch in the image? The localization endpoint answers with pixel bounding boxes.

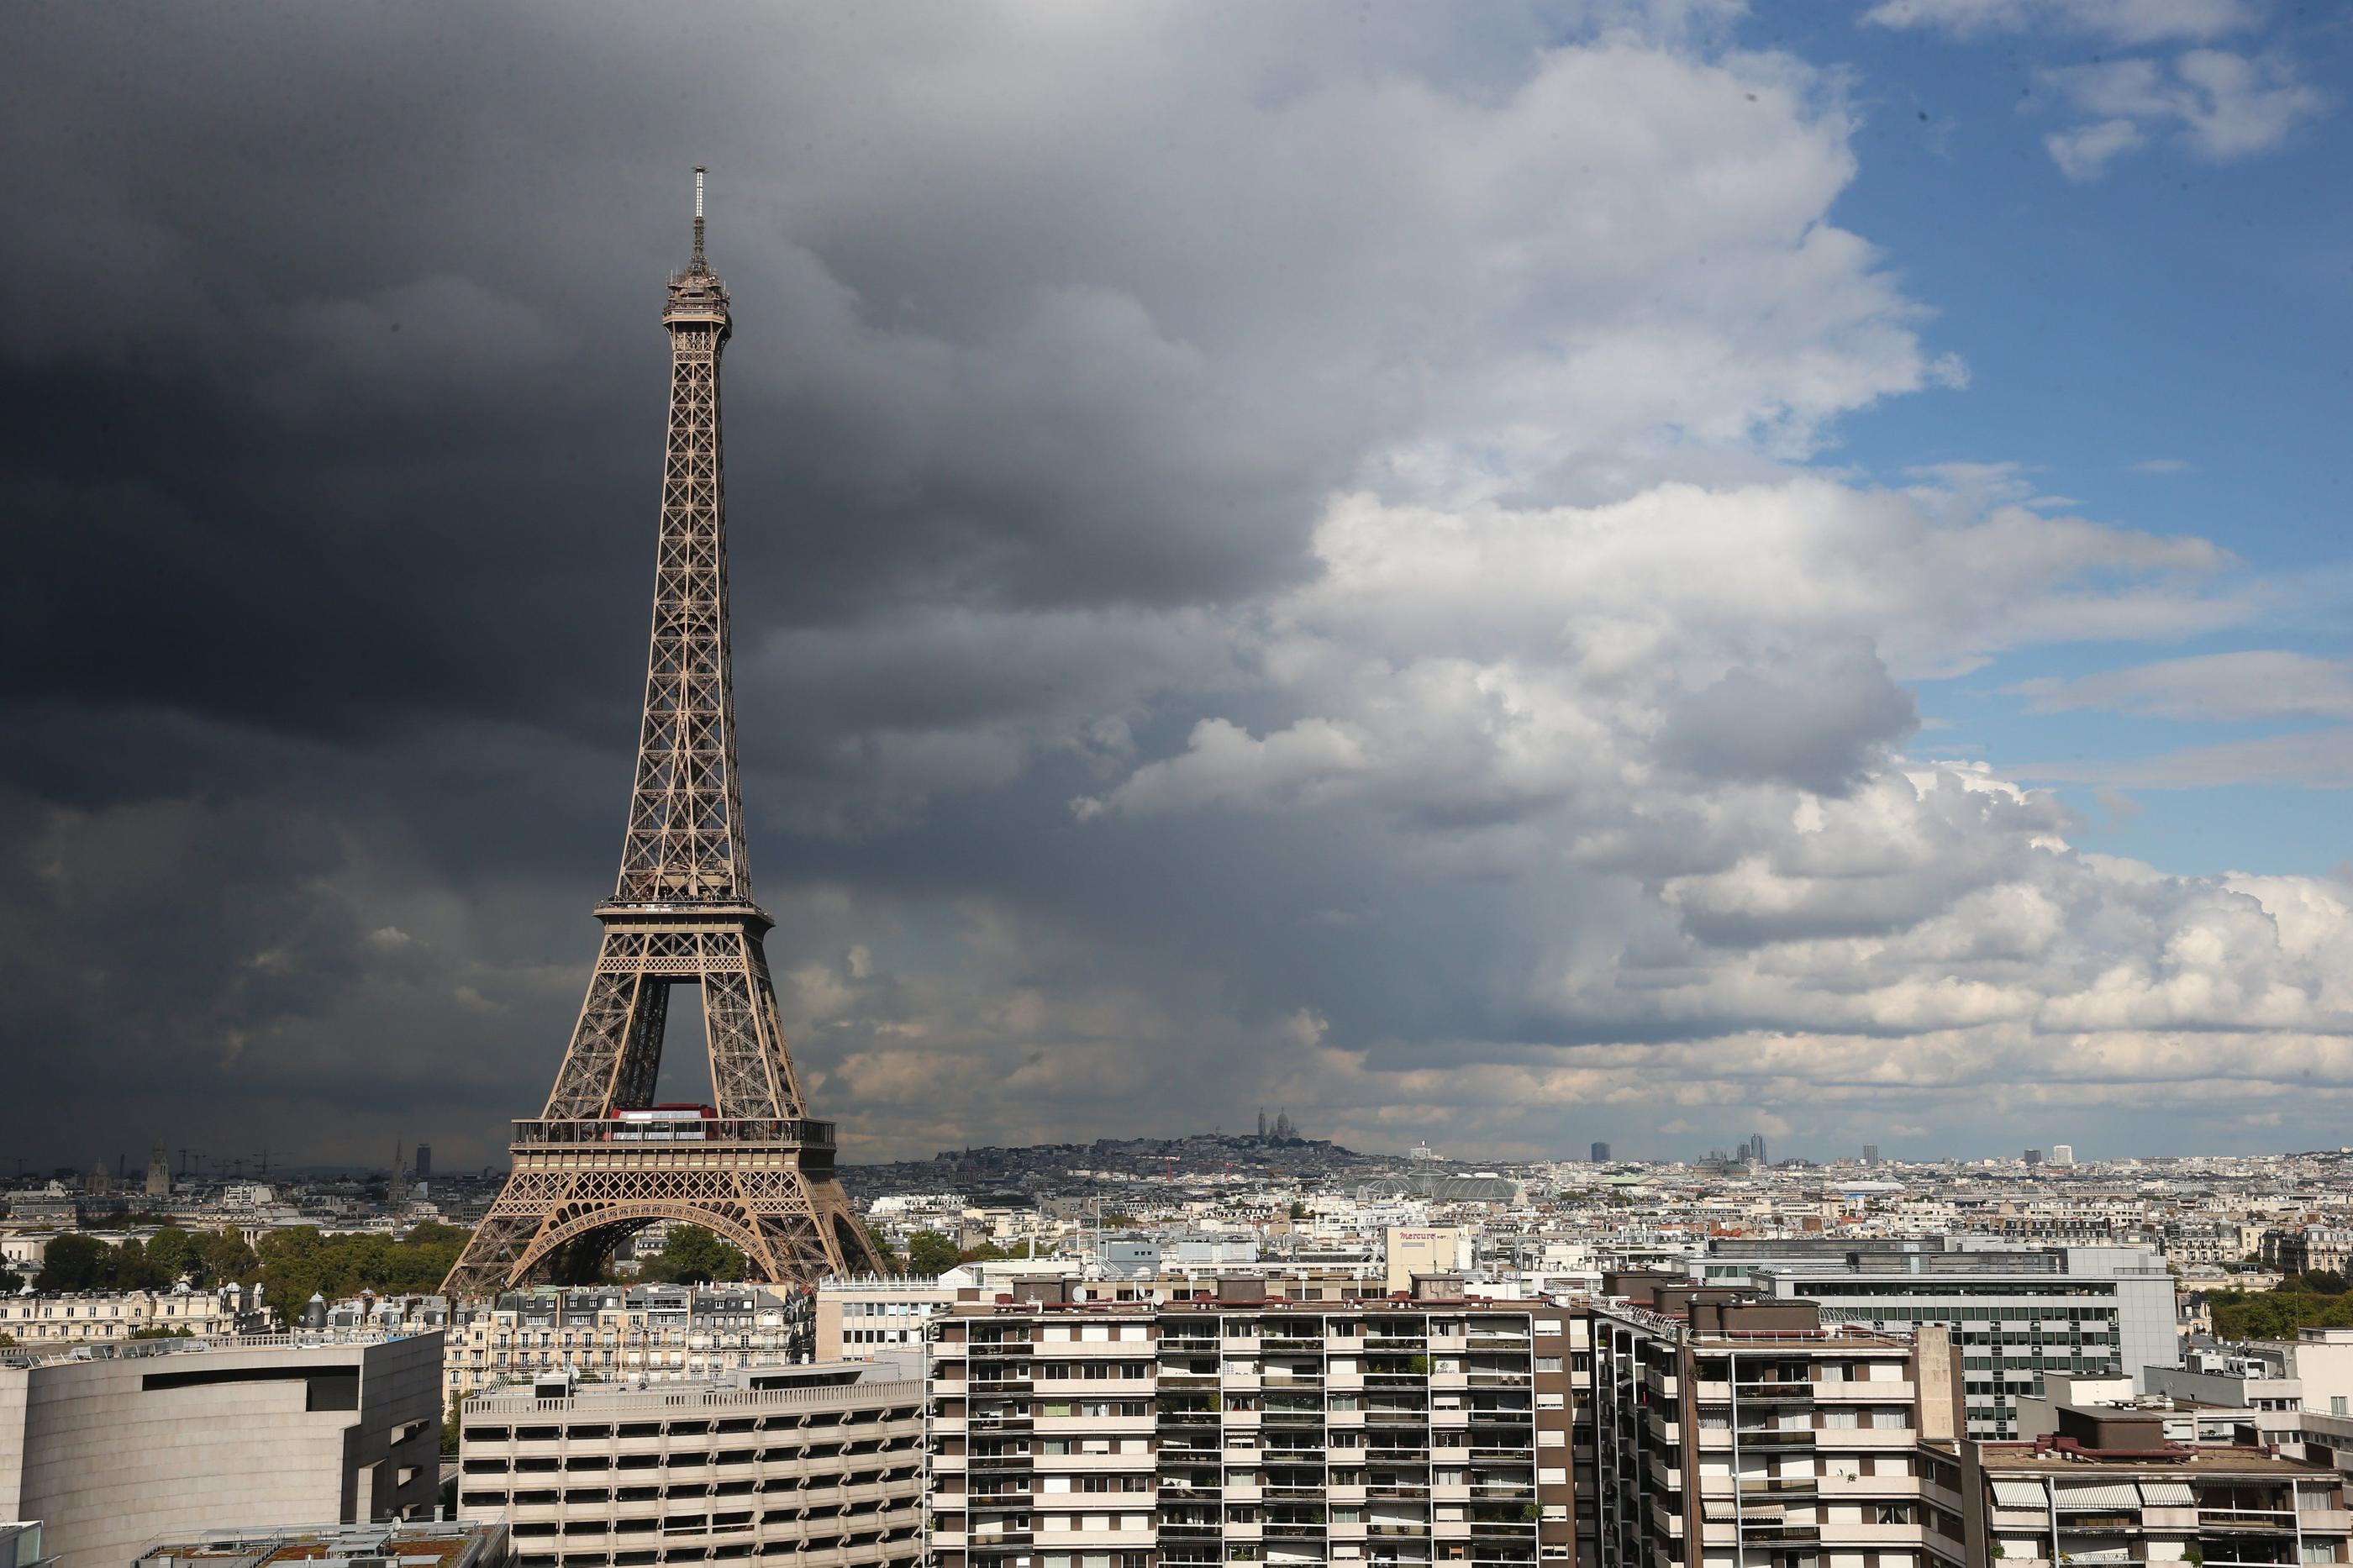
[443,171,886,1297]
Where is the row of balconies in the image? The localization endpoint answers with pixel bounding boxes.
[475,1431,918,1469]
[476,1408,919,1445]
[473,1480,917,1518]
[503,1510,917,1542]
[513,1536,913,1568]
[475,1440,920,1479]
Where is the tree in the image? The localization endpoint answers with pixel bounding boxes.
[863,1224,903,1273]
[144,1228,200,1286]
[906,1231,962,1277]
[197,1228,258,1287]
[639,1227,746,1286]
[0,1264,22,1293]
[34,1234,112,1292]
[248,1221,461,1313]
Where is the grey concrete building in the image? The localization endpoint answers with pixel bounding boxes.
[1701,1238,2179,1439]
[0,1332,442,1568]
[456,1360,923,1568]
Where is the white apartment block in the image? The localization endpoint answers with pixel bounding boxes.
[816,1276,955,1363]
[927,1279,1573,1568]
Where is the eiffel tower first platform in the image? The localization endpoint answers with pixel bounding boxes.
[443,171,886,1296]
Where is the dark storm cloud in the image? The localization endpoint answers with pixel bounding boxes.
[0,0,1515,1163]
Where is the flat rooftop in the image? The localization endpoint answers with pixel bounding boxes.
[135,1521,507,1568]
[1977,1446,2337,1476]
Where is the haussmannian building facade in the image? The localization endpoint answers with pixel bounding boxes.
[392,1286,812,1399]
[0,1288,249,1347]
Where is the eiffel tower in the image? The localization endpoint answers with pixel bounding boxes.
[444,170,885,1296]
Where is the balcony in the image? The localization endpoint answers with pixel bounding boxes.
[1813,1379,1913,1402]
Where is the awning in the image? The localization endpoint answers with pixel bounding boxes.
[1702,1501,1785,1523]
[1992,1481,2048,1509]
[2054,1482,2145,1510]
[2139,1481,2194,1507]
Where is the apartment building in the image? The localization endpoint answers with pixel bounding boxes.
[0,1331,442,1568]
[0,1287,248,1345]
[928,1279,1573,1568]
[1587,1274,1968,1568]
[816,1276,957,1363]
[437,1286,810,1397]
[1961,1404,2351,1567]
[1704,1239,2177,1439]
[2263,1229,2353,1279]
[2161,1221,2250,1269]
[455,1360,924,1568]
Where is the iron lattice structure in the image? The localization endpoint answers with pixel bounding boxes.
[444,172,886,1297]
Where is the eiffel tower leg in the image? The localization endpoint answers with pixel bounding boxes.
[703,936,787,1118]
[443,938,671,1295]
[543,930,671,1120]
[442,1169,571,1297]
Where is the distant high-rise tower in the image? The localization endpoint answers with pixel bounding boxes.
[414,1144,432,1181]
[442,170,883,1297]
[1862,1143,1880,1164]
[1591,1141,1611,1164]
[145,1144,170,1199]
[1748,1133,1769,1165]
[2024,1149,2043,1166]
[2050,1144,2075,1165]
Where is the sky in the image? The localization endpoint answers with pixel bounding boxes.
[0,0,2347,1173]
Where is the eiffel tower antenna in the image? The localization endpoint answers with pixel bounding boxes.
[444,168,885,1295]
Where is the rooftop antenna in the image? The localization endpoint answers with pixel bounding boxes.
[691,166,707,272]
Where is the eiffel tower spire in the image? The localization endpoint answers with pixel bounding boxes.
[444,170,884,1295]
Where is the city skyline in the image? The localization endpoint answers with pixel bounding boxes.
[1,4,2347,1171]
